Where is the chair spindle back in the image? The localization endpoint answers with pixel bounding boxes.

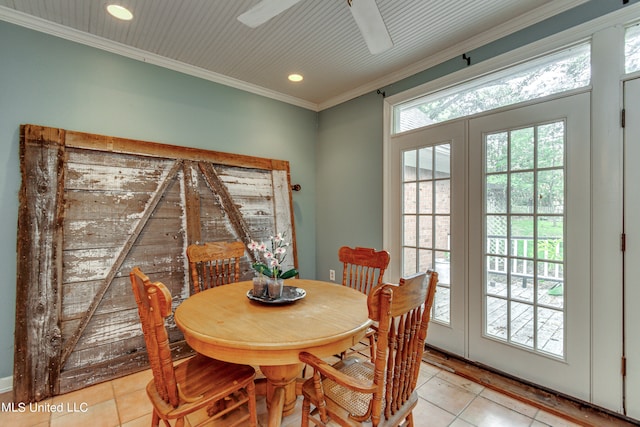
[339,246,390,295]
[187,241,245,293]
[129,267,180,407]
[367,270,438,424]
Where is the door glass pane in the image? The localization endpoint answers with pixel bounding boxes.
[486,174,507,213]
[419,215,433,247]
[419,147,433,180]
[483,121,566,359]
[486,296,508,340]
[486,132,508,173]
[402,143,451,324]
[510,302,534,348]
[537,122,564,168]
[510,128,534,171]
[403,150,416,181]
[403,183,416,213]
[418,182,432,213]
[487,215,507,255]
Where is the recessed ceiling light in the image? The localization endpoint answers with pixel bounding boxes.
[107,4,133,21]
[288,73,303,82]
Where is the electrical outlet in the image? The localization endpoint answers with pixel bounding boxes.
[329,269,335,281]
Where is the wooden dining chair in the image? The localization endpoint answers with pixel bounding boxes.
[339,246,390,295]
[129,267,258,427]
[186,241,245,293]
[299,270,438,427]
[339,246,390,361]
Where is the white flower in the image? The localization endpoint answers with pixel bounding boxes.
[246,231,297,279]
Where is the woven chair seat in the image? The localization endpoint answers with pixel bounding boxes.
[322,359,380,418]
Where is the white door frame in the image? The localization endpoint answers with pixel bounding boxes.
[623,77,640,419]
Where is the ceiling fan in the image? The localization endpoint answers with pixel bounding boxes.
[237,0,393,55]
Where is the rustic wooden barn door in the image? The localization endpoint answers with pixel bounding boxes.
[14,124,297,402]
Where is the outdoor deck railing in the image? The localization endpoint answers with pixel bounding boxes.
[487,236,563,286]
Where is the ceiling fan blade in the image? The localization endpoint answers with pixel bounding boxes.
[238,0,304,28]
[348,0,393,54]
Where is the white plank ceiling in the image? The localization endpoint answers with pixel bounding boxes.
[0,0,589,110]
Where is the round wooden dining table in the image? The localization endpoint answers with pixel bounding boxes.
[174,279,371,426]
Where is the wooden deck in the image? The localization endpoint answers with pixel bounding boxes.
[433,279,565,357]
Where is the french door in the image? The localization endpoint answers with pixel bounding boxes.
[468,93,591,400]
[388,92,591,399]
[623,78,640,419]
[387,120,466,355]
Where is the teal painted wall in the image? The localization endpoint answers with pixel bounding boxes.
[315,92,385,281]
[0,21,317,378]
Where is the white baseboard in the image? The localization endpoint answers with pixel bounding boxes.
[0,376,12,394]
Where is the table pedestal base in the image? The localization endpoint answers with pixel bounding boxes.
[260,363,304,417]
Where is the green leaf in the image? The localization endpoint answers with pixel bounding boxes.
[252,263,272,277]
[279,269,298,280]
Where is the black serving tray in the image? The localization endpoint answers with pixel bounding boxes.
[247,286,306,304]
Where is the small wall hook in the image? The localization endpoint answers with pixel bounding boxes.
[462,53,471,66]
[377,89,386,97]
[291,184,301,192]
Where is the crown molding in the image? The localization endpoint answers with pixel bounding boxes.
[0,6,320,112]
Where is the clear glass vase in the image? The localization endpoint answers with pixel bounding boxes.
[252,273,267,297]
[267,277,283,299]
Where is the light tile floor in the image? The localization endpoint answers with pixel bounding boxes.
[0,360,601,427]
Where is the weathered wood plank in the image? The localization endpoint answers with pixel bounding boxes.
[65,190,148,220]
[65,162,166,192]
[62,334,146,371]
[62,322,186,371]
[61,309,141,347]
[62,245,184,293]
[63,217,184,250]
[62,271,186,320]
[64,188,183,221]
[214,166,275,198]
[14,125,66,402]
[64,130,288,171]
[66,147,172,169]
[58,341,193,395]
[61,314,185,371]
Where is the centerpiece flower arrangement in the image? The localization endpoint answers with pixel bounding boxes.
[248,233,298,280]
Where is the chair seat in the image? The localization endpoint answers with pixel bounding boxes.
[147,354,256,420]
[303,358,375,419]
